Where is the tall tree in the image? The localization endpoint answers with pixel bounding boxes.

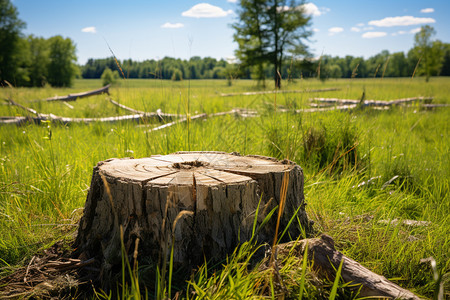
[28,35,50,86]
[47,35,77,87]
[0,0,26,85]
[233,0,312,88]
[411,25,437,82]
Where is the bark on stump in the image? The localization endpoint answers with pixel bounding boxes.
[74,151,310,281]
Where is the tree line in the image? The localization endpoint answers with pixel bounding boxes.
[82,56,234,81]
[0,0,77,87]
[1,0,449,88]
[81,36,450,83]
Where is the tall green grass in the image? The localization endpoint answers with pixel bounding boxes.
[0,78,448,298]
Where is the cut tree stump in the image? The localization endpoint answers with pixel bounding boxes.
[74,151,310,282]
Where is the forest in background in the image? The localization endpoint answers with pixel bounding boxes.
[2,0,450,88]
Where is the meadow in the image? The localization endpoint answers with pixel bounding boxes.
[0,77,449,299]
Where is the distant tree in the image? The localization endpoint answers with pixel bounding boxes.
[411,25,438,82]
[101,67,119,86]
[0,0,26,85]
[233,0,312,88]
[366,50,389,77]
[327,64,342,79]
[47,36,77,87]
[349,57,367,78]
[440,43,450,76]
[27,35,49,86]
[171,68,182,81]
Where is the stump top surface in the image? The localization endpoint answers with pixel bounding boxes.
[98,151,295,186]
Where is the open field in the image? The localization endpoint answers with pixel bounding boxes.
[0,77,449,298]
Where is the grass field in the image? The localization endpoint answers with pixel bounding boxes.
[0,77,449,299]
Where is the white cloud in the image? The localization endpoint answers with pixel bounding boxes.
[227,0,238,2]
[81,26,96,34]
[392,28,421,36]
[328,27,344,36]
[351,27,361,32]
[356,23,365,27]
[420,8,434,13]
[182,3,233,18]
[368,16,435,27]
[312,28,320,32]
[363,26,374,31]
[226,56,237,63]
[302,3,320,16]
[161,22,184,29]
[362,31,387,38]
[301,3,329,17]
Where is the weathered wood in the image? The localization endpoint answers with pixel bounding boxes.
[74,152,310,282]
[220,88,340,97]
[109,98,182,121]
[310,97,433,107]
[41,84,110,102]
[0,113,153,125]
[275,235,421,299]
[141,109,258,132]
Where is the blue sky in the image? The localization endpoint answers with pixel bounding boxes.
[13,0,450,64]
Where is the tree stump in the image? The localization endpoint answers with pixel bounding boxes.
[74,151,310,281]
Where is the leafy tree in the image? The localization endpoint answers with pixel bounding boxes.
[47,36,77,87]
[27,35,50,86]
[171,68,182,81]
[0,0,26,85]
[101,67,119,86]
[233,0,312,88]
[411,25,438,82]
[440,43,450,76]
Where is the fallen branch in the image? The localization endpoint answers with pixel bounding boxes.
[39,84,110,102]
[221,87,340,97]
[310,97,434,107]
[1,98,170,125]
[142,108,258,132]
[109,98,182,121]
[274,235,421,299]
[274,105,358,113]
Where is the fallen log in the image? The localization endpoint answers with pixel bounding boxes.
[145,113,207,132]
[109,98,182,120]
[221,88,340,97]
[310,97,433,107]
[40,84,110,102]
[0,113,157,125]
[274,105,358,113]
[142,108,258,132]
[1,98,164,125]
[274,235,421,299]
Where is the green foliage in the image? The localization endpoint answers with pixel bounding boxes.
[233,0,312,88]
[0,0,26,85]
[101,67,120,86]
[171,68,183,81]
[47,35,77,87]
[408,26,445,81]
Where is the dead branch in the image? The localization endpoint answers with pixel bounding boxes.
[144,113,207,132]
[39,84,110,102]
[275,235,422,299]
[109,98,182,120]
[220,87,340,97]
[142,108,258,132]
[310,97,434,107]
